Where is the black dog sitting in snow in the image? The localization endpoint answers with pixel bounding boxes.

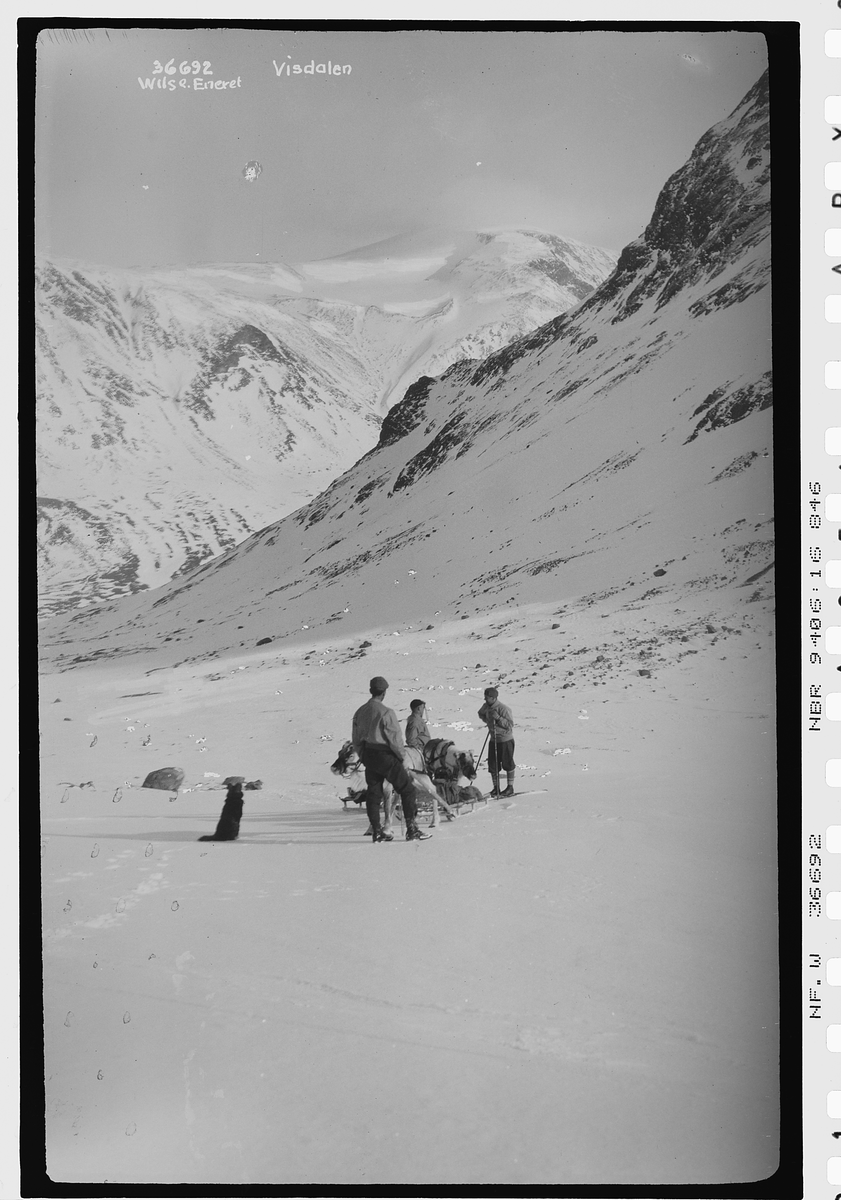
[199,776,245,842]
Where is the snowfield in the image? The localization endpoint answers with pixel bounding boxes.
[40,602,777,1186]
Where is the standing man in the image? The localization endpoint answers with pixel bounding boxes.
[405,699,431,751]
[352,677,431,842]
[478,687,516,797]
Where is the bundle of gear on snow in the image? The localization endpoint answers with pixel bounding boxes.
[434,779,484,808]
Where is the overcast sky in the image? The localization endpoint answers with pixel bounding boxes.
[35,26,767,268]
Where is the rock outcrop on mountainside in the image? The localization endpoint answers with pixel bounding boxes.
[41,71,772,672]
[37,231,614,614]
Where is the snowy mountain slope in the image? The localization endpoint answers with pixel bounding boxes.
[37,230,614,613]
[298,228,617,413]
[40,70,772,675]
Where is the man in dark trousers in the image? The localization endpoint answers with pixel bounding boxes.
[478,687,516,797]
[352,677,431,842]
[405,699,431,750]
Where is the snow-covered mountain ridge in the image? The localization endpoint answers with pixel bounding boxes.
[37,230,615,613]
[41,71,772,677]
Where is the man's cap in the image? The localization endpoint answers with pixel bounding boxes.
[369,676,389,693]
[410,698,425,711]
[484,687,499,700]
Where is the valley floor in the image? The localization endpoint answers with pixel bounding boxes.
[38,607,779,1186]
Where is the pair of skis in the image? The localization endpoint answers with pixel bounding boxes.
[451,789,546,815]
[480,789,548,801]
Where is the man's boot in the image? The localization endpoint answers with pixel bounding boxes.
[366,791,383,842]
[501,773,515,798]
[490,775,501,798]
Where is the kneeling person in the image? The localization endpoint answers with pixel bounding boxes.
[352,677,431,842]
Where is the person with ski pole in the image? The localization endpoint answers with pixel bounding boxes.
[352,676,431,842]
[477,686,516,797]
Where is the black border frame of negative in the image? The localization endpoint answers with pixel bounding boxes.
[18,17,800,1200]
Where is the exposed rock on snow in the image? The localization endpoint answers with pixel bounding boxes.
[141,767,185,792]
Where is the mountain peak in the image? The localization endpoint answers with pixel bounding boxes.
[37,226,615,613]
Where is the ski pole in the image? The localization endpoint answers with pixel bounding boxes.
[475,729,490,773]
